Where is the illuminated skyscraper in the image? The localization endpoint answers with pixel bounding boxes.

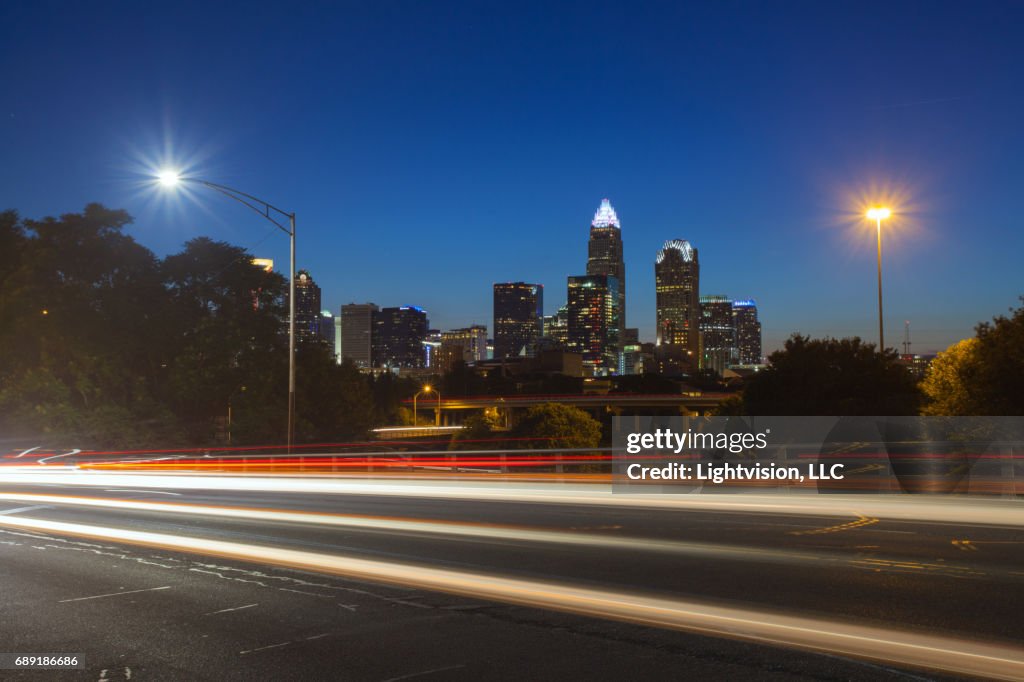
[620,327,641,375]
[700,295,737,375]
[437,325,488,372]
[493,282,543,359]
[333,315,342,364]
[341,302,378,368]
[372,306,429,369]
[732,300,763,365]
[542,304,570,350]
[567,274,620,374]
[294,270,322,346]
[655,240,700,373]
[318,310,335,351]
[586,198,626,332]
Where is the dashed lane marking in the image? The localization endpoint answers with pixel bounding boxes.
[789,514,879,536]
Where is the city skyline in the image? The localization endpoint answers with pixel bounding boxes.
[3,2,1023,355]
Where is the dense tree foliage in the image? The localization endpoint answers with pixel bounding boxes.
[969,299,1024,414]
[921,300,1024,415]
[510,403,602,449]
[920,339,981,416]
[738,335,921,415]
[0,205,384,449]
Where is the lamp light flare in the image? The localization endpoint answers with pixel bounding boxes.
[157,169,181,188]
[866,207,891,220]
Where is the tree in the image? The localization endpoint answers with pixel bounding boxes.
[970,298,1024,415]
[295,353,375,442]
[0,205,175,446]
[511,402,602,449]
[449,410,503,450]
[160,237,287,441]
[920,339,981,416]
[739,335,921,415]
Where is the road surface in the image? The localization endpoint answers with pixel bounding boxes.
[0,470,1022,680]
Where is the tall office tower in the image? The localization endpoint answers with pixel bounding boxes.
[372,305,429,369]
[437,325,488,372]
[341,303,378,368]
[732,300,763,365]
[333,315,342,364]
[318,310,335,350]
[700,295,737,375]
[655,240,700,373]
[493,282,544,359]
[567,274,620,374]
[294,270,322,346]
[586,198,627,332]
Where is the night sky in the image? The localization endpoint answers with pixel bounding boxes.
[3,1,1023,354]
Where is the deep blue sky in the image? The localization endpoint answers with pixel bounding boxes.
[3,1,1023,354]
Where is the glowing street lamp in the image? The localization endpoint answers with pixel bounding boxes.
[157,169,298,452]
[157,169,181,187]
[866,207,891,351]
[413,385,442,427]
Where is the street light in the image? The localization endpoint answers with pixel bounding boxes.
[867,207,891,351]
[413,385,442,427]
[157,170,298,452]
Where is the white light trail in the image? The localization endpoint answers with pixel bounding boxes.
[2,471,1023,527]
[0,513,1021,680]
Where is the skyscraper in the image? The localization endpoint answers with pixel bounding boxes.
[318,310,335,351]
[700,295,737,375]
[341,303,378,368]
[294,270,322,346]
[493,282,543,359]
[541,304,570,350]
[586,198,626,332]
[333,315,342,364]
[655,240,700,373]
[732,300,763,365]
[437,325,488,372]
[567,274,620,374]
[373,305,429,369]
[620,327,641,375]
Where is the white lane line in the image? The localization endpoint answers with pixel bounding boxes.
[4,514,1023,680]
[239,641,290,655]
[58,585,172,603]
[0,505,51,516]
[104,490,182,495]
[382,664,468,681]
[204,603,258,616]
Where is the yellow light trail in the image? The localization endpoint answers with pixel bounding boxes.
[0,513,1021,680]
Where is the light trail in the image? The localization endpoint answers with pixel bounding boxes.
[0,513,1021,680]
[2,470,1023,527]
[0,492,1008,581]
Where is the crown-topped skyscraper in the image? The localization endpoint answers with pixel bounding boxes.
[586,198,626,332]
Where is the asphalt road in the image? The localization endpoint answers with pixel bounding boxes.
[0,473,1021,681]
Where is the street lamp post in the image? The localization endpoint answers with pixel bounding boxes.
[158,170,298,453]
[867,207,891,351]
[413,385,442,427]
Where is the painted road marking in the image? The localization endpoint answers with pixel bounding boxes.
[59,585,171,603]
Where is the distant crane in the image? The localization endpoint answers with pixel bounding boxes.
[903,320,912,356]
